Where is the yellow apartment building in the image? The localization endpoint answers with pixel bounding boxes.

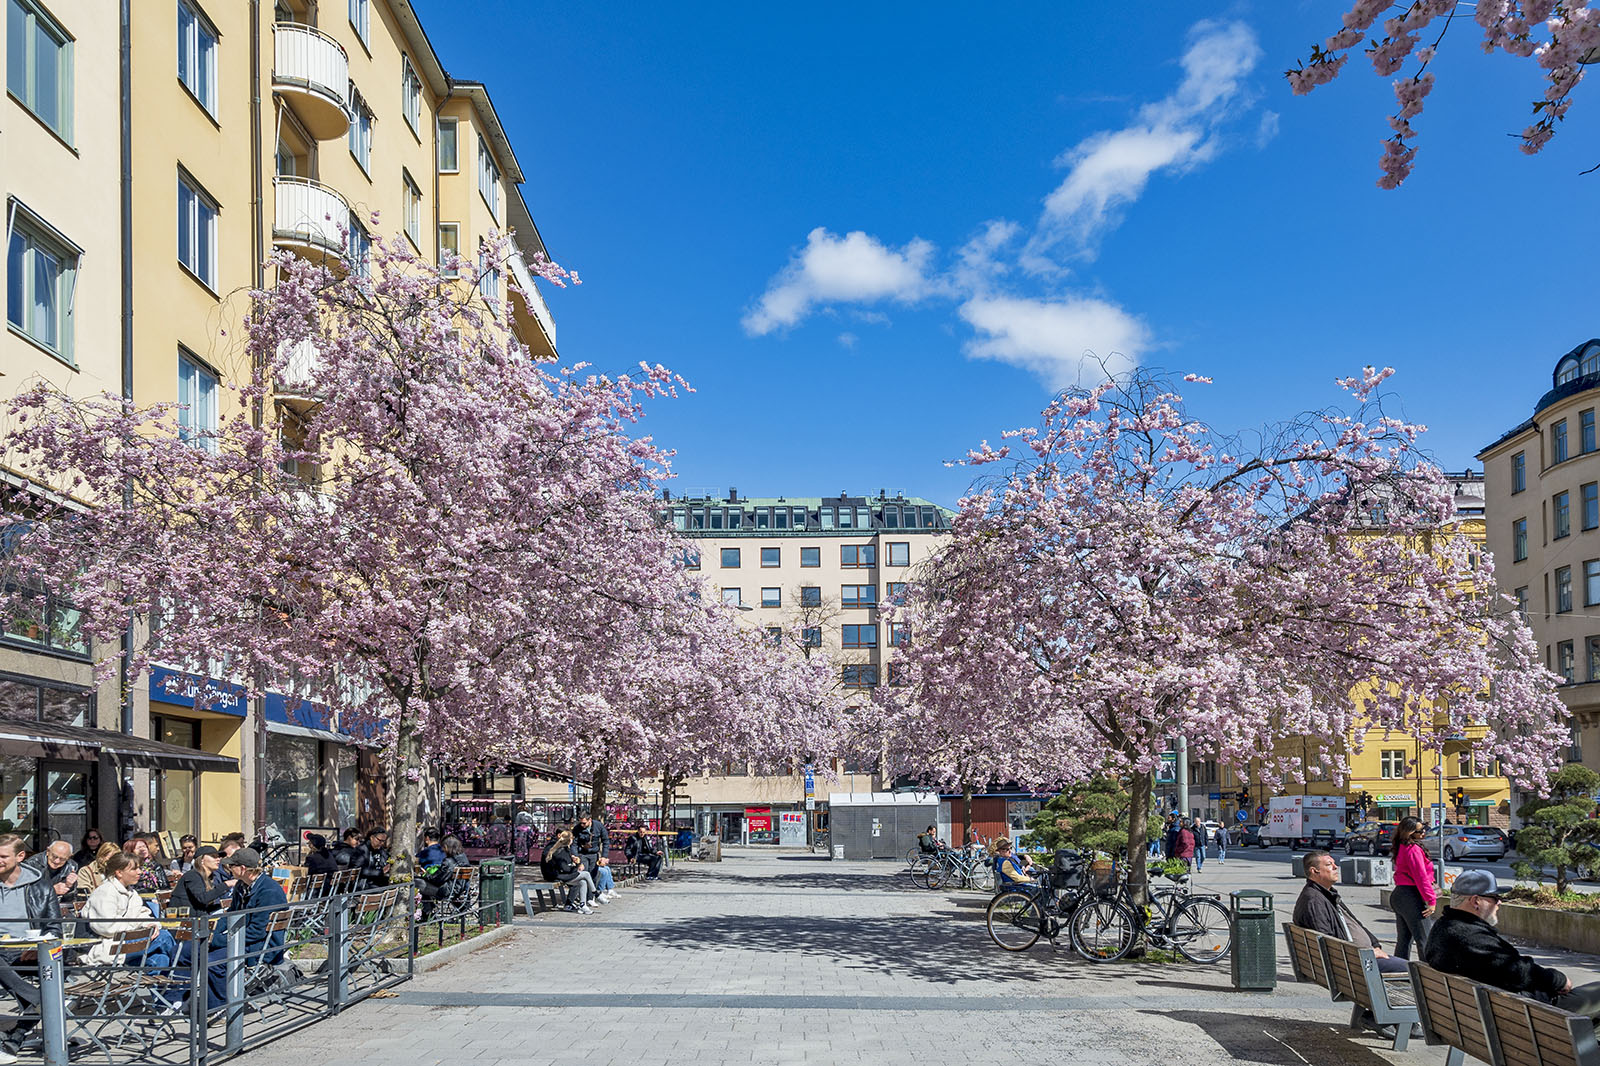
[662,490,951,844]
[3,0,560,851]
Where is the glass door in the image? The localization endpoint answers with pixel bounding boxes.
[40,763,91,849]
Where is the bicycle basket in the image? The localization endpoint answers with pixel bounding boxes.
[1086,856,1117,895]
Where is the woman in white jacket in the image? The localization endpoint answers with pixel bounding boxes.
[83,853,177,968]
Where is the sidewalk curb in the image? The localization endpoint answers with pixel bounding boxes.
[413,922,522,973]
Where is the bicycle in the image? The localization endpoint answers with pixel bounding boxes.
[985,851,1095,950]
[1068,860,1231,963]
[922,847,994,891]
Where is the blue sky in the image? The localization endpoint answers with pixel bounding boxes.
[419,2,1600,506]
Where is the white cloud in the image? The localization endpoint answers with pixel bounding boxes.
[742,228,935,336]
[1256,110,1281,148]
[1026,20,1260,266]
[837,332,858,349]
[958,295,1149,390]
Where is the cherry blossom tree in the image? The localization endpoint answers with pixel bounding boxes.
[879,367,1567,892]
[0,235,839,876]
[1289,1,1600,187]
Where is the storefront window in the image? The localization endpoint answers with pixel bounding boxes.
[40,687,88,726]
[264,734,319,837]
[0,681,37,721]
[0,756,35,837]
[333,744,357,831]
[150,715,200,836]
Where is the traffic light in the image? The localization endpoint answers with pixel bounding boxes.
[1237,789,1251,807]
[1360,791,1374,810]
[1454,787,1467,809]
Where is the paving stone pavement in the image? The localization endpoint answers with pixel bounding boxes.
[234,849,1589,1066]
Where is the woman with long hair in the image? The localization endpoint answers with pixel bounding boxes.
[76,841,124,893]
[547,829,598,913]
[1390,816,1436,959]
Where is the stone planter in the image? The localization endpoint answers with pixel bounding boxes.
[1379,889,1600,955]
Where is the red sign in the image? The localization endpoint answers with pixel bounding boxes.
[745,806,772,833]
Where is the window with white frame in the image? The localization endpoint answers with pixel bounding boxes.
[347,214,371,277]
[177,0,218,116]
[347,84,372,173]
[6,206,79,363]
[477,251,500,312]
[7,0,73,142]
[177,350,218,450]
[886,541,910,567]
[1379,749,1406,779]
[720,588,741,607]
[401,56,420,133]
[402,170,421,247]
[438,223,459,277]
[437,117,458,172]
[177,171,218,288]
[347,0,368,46]
[477,134,499,217]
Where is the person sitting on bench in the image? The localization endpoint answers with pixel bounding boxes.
[1425,869,1600,1017]
[1293,850,1407,973]
[624,830,663,880]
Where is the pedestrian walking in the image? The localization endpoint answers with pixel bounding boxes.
[1215,823,1227,863]
[1391,816,1436,959]
[1192,819,1206,872]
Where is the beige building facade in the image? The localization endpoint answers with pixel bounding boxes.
[1480,338,1600,778]
[663,490,950,843]
[3,0,559,851]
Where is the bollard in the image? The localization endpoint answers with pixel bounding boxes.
[38,940,66,1066]
[1229,890,1276,991]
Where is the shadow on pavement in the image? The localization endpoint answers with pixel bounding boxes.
[688,868,933,894]
[1154,1011,1393,1065]
[636,912,1096,985]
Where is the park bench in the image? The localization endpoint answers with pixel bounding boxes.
[1281,922,1418,1050]
[1411,960,1600,1066]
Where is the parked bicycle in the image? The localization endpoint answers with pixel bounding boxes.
[1068,858,1231,963]
[921,847,994,891]
[985,850,1095,950]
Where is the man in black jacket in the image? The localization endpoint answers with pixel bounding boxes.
[356,830,390,887]
[1425,870,1600,1017]
[573,815,609,871]
[1293,850,1407,973]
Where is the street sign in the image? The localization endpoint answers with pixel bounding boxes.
[805,798,816,810]
[803,764,815,796]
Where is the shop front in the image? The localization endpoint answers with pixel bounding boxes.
[261,692,365,841]
[148,666,248,842]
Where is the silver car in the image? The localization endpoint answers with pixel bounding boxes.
[1423,825,1507,862]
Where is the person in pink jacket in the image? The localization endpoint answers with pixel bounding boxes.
[1390,817,1437,959]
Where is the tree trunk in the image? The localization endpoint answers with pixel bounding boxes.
[1125,767,1153,958]
[386,705,424,884]
[589,762,609,821]
[962,781,973,846]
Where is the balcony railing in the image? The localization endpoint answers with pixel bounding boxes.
[507,251,558,355]
[272,23,350,139]
[273,176,349,255]
[275,337,322,409]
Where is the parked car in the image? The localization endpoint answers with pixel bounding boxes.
[1232,824,1265,848]
[1423,824,1508,862]
[1344,820,1398,856]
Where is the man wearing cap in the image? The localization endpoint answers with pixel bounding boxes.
[206,848,289,1011]
[1426,869,1600,1015]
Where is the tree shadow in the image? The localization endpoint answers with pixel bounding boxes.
[635,911,1099,985]
[1152,1011,1395,1065]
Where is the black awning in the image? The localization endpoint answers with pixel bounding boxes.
[0,720,238,773]
[499,759,586,785]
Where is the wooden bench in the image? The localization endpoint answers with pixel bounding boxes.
[1409,962,1600,1066]
[1410,961,1497,1066]
[1282,923,1418,1050]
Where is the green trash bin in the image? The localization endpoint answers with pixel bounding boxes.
[1229,889,1276,991]
[478,859,514,924]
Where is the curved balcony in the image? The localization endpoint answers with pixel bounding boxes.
[272,24,349,140]
[273,176,349,257]
[275,338,322,411]
[507,251,558,360]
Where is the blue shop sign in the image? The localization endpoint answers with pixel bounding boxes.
[149,665,247,717]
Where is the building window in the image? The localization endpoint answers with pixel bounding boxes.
[438,223,459,277]
[177,171,218,288]
[764,626,782,646]
[761,587,780,608]
[347,215,371,277]
[437,117,458,172]
[886,542,910,567]
[887,662,909,687]
[727,509,742,530]
[1554,420,1570,464]
[402,170,422,247]
[6,207,78,363]
[1513,518,1528,562]
[841,544,876,568]
[721,588,741,607]
[7,0,72,141]
[800,547,820,568]
[476,251,500,312]
[0,565,87,656]
[760,547,780,567]
[1586,410,1597,455]
[801,627,821,648]
[841,624,877,648]
[347,86,373,174]
[841,584,876,608]
[820,508,834,530]
[477,134,500,217]
[1557,565,1573,613]
[1379,750,1406,779]
[177,0,218,116]
[1556,491,1572,539]
[841,664,878,689]
[792,507,807,528]
[680,549,699,571]
[1589,636,1600,682]
[888,622,909,646]
[347,0,368,45]
[720,547,740,569]
[177,350,218,450]
[1558,640,1576,683]
[1515,585,1528,618]
[401,56,421,133]
[799,586,821,607]
[1586,484,1599,532]
[887,582,908,604]
[1588,562,1600,607]
[1512,452,1526,494]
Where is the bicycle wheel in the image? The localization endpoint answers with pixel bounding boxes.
[1070,898,1136,962]
[1169,898,1231,964]
[969,862,994,892]
[923,861,947,890]
[986,892,1044,951]
[906,847,921,867]
[906,855,931,879]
